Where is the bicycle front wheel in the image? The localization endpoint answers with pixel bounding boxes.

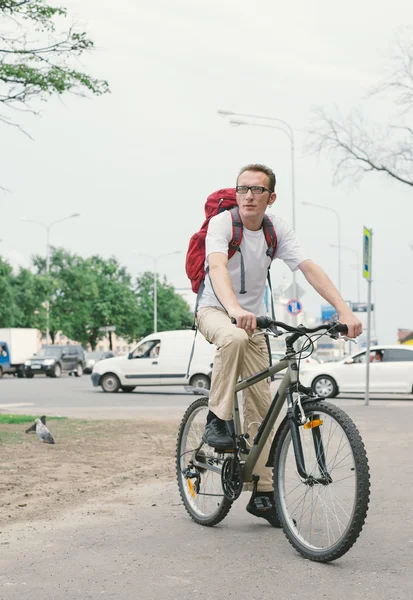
[176,397,232,526]
[274,401,370,562]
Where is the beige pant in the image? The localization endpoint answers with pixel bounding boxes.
[197,306,274,492]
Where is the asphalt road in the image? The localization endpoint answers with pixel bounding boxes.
[0,375,195,420]
[1,375,413,420]
[1,391,412,599]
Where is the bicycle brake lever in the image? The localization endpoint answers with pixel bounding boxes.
[253,328,283,338]
[341,336,357,344]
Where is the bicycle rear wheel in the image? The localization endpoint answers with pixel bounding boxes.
[274,401,370,562]
[176,397,232,526]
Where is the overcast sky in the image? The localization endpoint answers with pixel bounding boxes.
[1,0,412,343]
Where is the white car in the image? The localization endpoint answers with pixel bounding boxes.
[300,345,413,398]
[91,330,215,393]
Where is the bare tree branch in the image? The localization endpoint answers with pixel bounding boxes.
[308,30,413,190]
[0,111,33,137]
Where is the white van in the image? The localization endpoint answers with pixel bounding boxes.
[91,329,215,393]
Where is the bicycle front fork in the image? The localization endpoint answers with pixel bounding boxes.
[286,388,332,485]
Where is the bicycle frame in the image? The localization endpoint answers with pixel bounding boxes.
[232,355,297,483]
[191,353,299,482]
[190,319,348,486]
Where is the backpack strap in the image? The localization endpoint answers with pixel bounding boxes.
[267,270,276,321]
[229,207,246,294]
[186,327,198,379]
[262,214,277,259]
[266,269,277,381]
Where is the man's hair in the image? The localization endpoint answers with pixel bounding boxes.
[237,164,276,192]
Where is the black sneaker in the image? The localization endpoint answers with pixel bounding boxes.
[203,417,234,451]
[246,493,282,528]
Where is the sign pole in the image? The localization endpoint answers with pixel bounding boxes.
[363,227,373,406]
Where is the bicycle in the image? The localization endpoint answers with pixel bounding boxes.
[176,317,370,562]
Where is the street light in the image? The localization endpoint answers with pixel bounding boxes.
[218,109,298,300]
[134,250,182,333]
[330,244,361,302]
[302,202,342,293]
[21,213,80,344]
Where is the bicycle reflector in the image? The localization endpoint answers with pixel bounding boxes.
[303,419,323,429]
[187,479,196,498]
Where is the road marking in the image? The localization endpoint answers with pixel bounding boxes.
[0,403,35,408]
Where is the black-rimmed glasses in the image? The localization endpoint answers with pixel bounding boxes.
[235,185,272,195]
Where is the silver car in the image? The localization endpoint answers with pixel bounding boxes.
[84,351,116,374]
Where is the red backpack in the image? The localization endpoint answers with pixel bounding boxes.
[185,188,277,295]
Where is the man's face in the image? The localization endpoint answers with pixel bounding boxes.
[236,170,276,221]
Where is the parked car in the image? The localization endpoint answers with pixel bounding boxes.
[84,351,116,374]
[300,345,413,398]
[91,330,215,393]
[24,344,86,378]
[0,328,39,378]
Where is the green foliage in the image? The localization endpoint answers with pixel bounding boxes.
[0,257,16,326]
[0,1,66,27]
[0,257,49,329]
[0,0,109,114]
[0,250,192,347]
[135,272,193,339]
[13,267,48,330]
[31,248,141,348]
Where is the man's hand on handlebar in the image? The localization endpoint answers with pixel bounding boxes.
[230,309,257,332]
[337,309,363,339]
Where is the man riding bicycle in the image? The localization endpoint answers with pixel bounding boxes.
[196,163,362,526]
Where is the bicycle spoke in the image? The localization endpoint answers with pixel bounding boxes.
[276,403,367,558]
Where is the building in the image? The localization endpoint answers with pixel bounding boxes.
[42,331,135,355]
[398,329,413,345]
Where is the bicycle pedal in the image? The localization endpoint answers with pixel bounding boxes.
[252,496,272,511]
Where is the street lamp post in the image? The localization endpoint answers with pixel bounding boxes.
[302,202,342,294]
[218,110,298,299]
[21,213,80,344]
[330,244,360,302]
[134,251,181,333]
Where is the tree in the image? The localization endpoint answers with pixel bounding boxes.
[13,267,48,330]
[0,256,17,326]
[135,272,193,339]
[32,248,142,349]
[308,31,413,189]
[0,0,109,135]
[0,257,48,329]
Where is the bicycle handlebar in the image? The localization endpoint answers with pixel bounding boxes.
[232,316,348,337]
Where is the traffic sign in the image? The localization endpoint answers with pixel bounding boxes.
[287,299,302,316]
[284,282,306,300]
[363,227,372,280]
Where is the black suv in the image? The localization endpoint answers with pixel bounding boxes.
[24,345,86,378]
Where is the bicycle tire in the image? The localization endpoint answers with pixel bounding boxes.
[273,400,370,562]
[176,397,232,526]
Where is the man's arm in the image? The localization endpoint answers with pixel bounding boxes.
[299,259,362,338]
[208,252,257,331]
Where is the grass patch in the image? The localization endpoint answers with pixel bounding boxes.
[0,414,67,425]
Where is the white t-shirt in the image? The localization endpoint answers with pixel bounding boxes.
[198,210,309,315]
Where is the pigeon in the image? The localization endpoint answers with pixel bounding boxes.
[25,415,46,434]
[35,418,55,444]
